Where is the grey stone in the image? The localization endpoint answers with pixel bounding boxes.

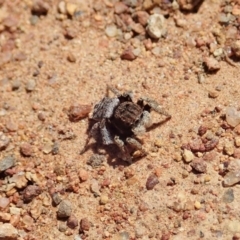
[57,200,72,218]
[0,155,15,172]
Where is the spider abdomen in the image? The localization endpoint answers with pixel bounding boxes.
[112,102,142,132]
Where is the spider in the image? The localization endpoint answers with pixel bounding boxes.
[81,85,171,163]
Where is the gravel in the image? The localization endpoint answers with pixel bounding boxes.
[190,158,207,173]
[20,143,33,157]
[67,214,78,229]
[0,223,18,240]
[146,14,166,39]
[87,154,105,168]
[146,174,159,190]
[25,79,36,92]
[57,200,72,218]
[0,197,10,209]
[0,155,15,172]
[222,189,234,203]
[52,193,62,206]
[80,218,91,232]
[23,185,42,203]
[0,132,10,151]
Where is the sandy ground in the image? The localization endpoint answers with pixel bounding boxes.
[1,0,240,239]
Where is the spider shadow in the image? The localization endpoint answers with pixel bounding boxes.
[82,142,129,167]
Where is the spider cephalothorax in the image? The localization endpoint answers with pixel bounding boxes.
[81,85,171,163]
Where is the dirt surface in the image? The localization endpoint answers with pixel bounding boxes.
[1,0,240,239]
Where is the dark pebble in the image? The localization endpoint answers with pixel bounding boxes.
[67,214,78,229]
[146,174,159,190]
[121,48,136,61]
[31,0,50,16]
[80,218,91,232]
[23,185,42,203]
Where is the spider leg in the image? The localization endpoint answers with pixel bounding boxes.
[114,136,132,163]
[140,97,171,118]
[80,122,100,154]
[132,110,152,135]
[107,85,133,102]
[107,84,121,96]
[126,137,147,157]
[126,137,142,150]
[99,119,114,145]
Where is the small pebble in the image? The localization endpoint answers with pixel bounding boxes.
[121,48,136,61]
[78,169,88,182]
[146,174,159,190]
[0,223,18,240]
[67,52,76,63]
[0,155,15,172]
[235,137,240,147]
[11,79,21,91]
[66,3,77,17]
[87,154,105,168]
[0,132,10,151]
[67,214,78,229]
[31,0,50,15]
[114,2,128,14]
[57,200,72,218]
[204,57,220,71]
[146,14,166,39]
[64,27,78,39]
[6,120,18,132]
[222,189,234,203]
[134,11,149,26]
[194,201,201,209]
[223,171,240,186]
[23,185,42,203]
[42,142,53,154]
[90,179,100,197]
[183,149,194,163]
[58,1,66,14]
[0,212,11,222]
[224,141,234,155]
[20,143,33,157]
[25,79,36,92]
[58,222,67,232]
[80,218,91,232]
[9,173,28,189]
[52,193,62,205]
[231,40,240,58]
[226,107,240,127]
[105,24,118,38]
[68,104,91,121]
[38,112,46,121]
[0,197,10,209]
[52,142,59,155]
[190,158,207,173]
[208,91,219,98]
[198,125,207,136]
[100,194,109,205]
[29,15,39,25]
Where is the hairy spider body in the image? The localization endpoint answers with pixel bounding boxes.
[112,101,142,135]
[81,86,171,163]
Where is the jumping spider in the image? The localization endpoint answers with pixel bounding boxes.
[81,85,171,163]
